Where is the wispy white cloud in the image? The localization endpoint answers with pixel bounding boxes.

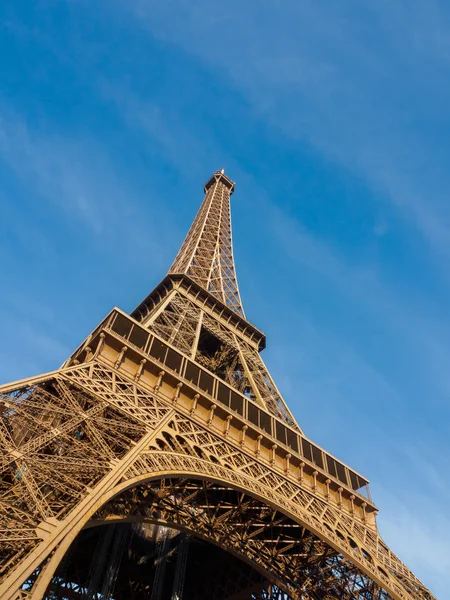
[377,484,450,598]
[0,318,70,382]
[0,107,104,233]
[260,199,450,399]
[98,80,207,176]
[0,100,176,269]
[127,0,450,263]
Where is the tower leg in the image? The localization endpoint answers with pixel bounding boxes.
[150,527,170,600]
[171,535,190,600]
[100,525,129,599]
[86,525,115,598]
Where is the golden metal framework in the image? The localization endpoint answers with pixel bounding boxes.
[0,171,435,599]
[169,170,244,317]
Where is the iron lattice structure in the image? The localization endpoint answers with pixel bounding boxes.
[169,171,244,317]
[0,171,435,599]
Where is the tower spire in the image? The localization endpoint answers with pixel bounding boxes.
[169,170,245,317]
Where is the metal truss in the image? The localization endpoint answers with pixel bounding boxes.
[43,525,272,599]
[169,170,245,317]
[93,476,385,598]
[149,292,202,357]
[0,360,434,600]
[143,287,299,429]
[0,171,435,599]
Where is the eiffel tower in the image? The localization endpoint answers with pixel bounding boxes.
[0,170,435,600]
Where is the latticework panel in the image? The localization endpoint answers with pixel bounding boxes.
[169,172,244,316]
[124,414,432,600]
[196,311,299,429]
[44,524,276,600]
[0,361,434,600]
[93,476,392,600]
[142,290,299,429]
[257,586,292,600]
[237,337,297,428]
[0,362,172,593]
[148,292,201,356]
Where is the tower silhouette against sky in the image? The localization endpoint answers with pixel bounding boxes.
[0,171,434,599]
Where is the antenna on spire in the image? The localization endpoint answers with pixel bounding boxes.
[203,170,235,194]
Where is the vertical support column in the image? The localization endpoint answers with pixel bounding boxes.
[86,526,115,598]
[171,535,190,600]
[151,527,170,600]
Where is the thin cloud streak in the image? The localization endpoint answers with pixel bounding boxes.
[128,0,450,263]
[0,107,105,233]
[377,485,450,594]
[0,100,176,270]
[0,318,70,382]
[252,194,450,408]
[98,80,206,176]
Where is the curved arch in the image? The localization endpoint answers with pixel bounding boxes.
[31,452,397,600]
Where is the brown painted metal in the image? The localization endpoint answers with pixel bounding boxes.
[0,171,434,599]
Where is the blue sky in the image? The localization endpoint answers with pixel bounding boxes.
[1,1,449,595]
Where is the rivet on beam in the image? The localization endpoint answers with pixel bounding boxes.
[338,487,343,507]
[224,415,232,437]
[94,333,106,358]
[172,382,183,404]
[325,478,331,500]
[284,453,292,474]
[240,425,248,446]
[313,470,318,492]
[114,346,127,369]
[154,370,165,392]
[191,393,200,415]
[299,461,305,483]
[207,404,216,425]
[271,444,278,465]
[134,358,146,382]
[255,434,263,456]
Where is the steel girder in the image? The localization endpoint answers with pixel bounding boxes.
[0,362,434,600]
